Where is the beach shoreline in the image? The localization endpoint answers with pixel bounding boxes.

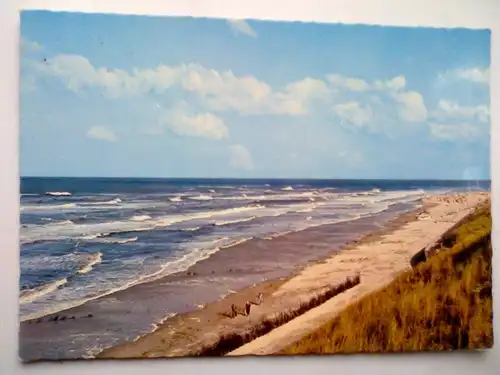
[97,193,484,358]
[20,196,420,361]
[96,191,489,359]
[19,191,489,361]
[228,191,490,356]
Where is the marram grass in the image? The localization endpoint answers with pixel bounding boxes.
[283,203,493,355]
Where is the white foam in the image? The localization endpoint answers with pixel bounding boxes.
[23,237,237,320]
[169,196,183,202]
[220,237,253,248]
[218,190,324,202]
[45,191,72,196]
[77,252,103,275]
[183,226,201,232]
[51,219,74,226]
[154,205,265,228]
[83,198,122,205]
[21,202,76,211]
[125,312,178,347]
[281,186,294,191]
[98,237,138,244]
[214,216,256,226]
[19,278,68,304]
[188,195,213,201]
[262,230,293,240]
[20,204,266,244]
[130,215,151,222]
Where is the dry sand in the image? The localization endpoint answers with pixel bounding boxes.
[98,191,489,359]
[228,191,490,355]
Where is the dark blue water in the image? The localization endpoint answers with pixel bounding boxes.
[20,177,490,195]
[19,177,489,321]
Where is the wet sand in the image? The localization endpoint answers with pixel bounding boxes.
[96,203,427,359]
[21,192,489,361]
[20,200,415,362]
[97,192,489,359]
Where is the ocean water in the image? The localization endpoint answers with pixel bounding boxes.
[19,178,489,323]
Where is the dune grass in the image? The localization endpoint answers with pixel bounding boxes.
[195,275,361,356]
[283,203,493,355]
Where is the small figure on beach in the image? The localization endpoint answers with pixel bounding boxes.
[250,293,264,305]
[230,303,238,317]
[245,301,251,316]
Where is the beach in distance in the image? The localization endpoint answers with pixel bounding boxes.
[19,178,490,361]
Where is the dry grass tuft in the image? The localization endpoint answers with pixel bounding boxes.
[283,203,493,355]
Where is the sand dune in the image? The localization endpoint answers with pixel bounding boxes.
[228,191,489,355]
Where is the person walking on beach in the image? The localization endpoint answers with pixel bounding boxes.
[245,301,251,316]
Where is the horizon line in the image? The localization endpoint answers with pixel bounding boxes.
[19,176,492,182]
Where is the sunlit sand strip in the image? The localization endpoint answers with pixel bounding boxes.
[228,191,490,356]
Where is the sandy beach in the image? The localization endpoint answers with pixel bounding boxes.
[21,189,419,361]
[94,191,489,359]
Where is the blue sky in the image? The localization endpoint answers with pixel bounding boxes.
[20,11,491,179]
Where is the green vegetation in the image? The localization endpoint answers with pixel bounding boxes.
[283,203,493,354]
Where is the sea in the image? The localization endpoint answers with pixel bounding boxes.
[18,177,490,359]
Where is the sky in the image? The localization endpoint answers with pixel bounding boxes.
[20,11,491,180]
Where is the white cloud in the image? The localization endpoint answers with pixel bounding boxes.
[33,55,308,115]
[433,99,489,123]
[374,76,406,91]
[284,77,330,100]
[166,112,228,140]
[30,53,437,133]
[182,65,275,114]
[33,54,182,98]
[326,74,370,92]
[21,38,42,54]
[327,74,427,125]
[229,144,254,170]
[327,74,405,93]
[439,67,490,85]
[392,91,428,122]
[333,101,373,127]
[87,126,117,142]
[227,19,258,38]
[430,123,486,141]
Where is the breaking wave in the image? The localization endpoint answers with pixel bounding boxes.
[97,237,138,245]
[45,191,72,197]
[77,252,103,275]
[20,278,68,305]
[130,215,151,222]
[188,195,213,201]
[21,204,266,244]
[21,203,76,211]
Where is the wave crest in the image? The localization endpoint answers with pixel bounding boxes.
[130,215,151,222]
[45,191,72,197]
[20,278,68,305]
[188,195,212,201]
[77,252,103,275]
